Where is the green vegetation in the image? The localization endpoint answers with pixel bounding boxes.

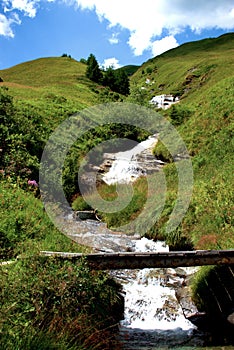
[191,265,234,344]
[86,54,103,84]
[0,57,98,106]
[86,53,130,95]
[128,33,234,252]
[131,32,234,102]
[1,257,122,349]
[0,179,124,349]
[129,33,234,335]
[0,180,87,260]
[115,65,139,76]
[83,177,148,232]
[0,57,126,349]
[1,33,234,347]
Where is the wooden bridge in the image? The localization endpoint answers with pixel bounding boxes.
[40,249,234,270]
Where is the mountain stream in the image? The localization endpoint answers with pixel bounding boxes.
[62,136,208,348]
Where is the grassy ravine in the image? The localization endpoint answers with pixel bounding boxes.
[0,34,234,347]
[75,34,234,342]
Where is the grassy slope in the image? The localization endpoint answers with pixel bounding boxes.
[129,33,234,250]
[129,34,234,334]
[0,57,99,259]
[131,33,234,101]
[0,57,123,349]
[115,65,140,76]
[0,56,98,108]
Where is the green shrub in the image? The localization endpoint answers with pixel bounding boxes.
[146,67,153,74]
[86,178,147,232]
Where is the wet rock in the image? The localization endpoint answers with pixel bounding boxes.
[174,267,188,278]
[74,210,97,221]
[227,312,234,324]
[176,286,199,319]
[118,327,205,349]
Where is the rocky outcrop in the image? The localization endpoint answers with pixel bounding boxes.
[192,265,234,344]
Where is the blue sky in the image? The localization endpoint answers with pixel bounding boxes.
[0,0,234,70]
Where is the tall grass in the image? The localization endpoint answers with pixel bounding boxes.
[0,257,123,350]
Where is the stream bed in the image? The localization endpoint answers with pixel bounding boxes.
[112,239,205,349]
[60,135,232,349]
[62,212,207,348]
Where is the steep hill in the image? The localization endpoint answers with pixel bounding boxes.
[131,33,234,103]
[0,56,98,108]
[116,64,139,76]
[128,33,234,251]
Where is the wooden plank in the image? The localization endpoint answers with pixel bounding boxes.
[40,250,234,270]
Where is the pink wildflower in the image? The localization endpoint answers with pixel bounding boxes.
[28,180,38,187]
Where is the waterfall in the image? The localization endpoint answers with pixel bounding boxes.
[101,137,205,348]
[102,135,158,185]
[111,238,202,348]
[119,238,194,331]
[64,135,206,348]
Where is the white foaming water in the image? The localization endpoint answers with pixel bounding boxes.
[119,237,196,331]
[134,237,169,253]
[103,135,157,185]
[100,135,200,346]
[103,159,145,185]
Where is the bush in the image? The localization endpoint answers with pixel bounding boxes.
[192,265,234,343]
[86,178,147,233]
[146,67,153,74]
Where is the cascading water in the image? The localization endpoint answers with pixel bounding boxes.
[120,239,192,330]
[63,135,206,348]
[114,238,203,349]
[101,136,205,348]
[102,134,158,185]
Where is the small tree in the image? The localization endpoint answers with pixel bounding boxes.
[102,66,116,91]
[86,54,102,83]
[114,69,130,95]
[80,58,87,64]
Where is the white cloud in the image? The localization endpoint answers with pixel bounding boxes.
[1,0,234,57]
[72,0,234,55]
[151,35,179,57]
[2,0,38,18]
[102,57,121,69]
[0,12,20,37]
[108,32,119,45]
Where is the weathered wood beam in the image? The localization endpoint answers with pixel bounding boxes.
[40,250,234,270]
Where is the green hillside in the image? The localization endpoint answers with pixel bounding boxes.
[131,32,234,102]
[127,33,234,250]
[0,34,233,252]
[116,64,140,76]
[0,56,98,107]
[0,57,125,350]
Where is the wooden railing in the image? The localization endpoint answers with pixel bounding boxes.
[40,249,234,270]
